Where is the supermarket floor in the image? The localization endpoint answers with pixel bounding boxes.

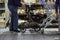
[0,28,60,40]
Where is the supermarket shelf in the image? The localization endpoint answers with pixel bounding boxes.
[0,8,5,10]
[0,21,5,28]
[0,24,5,28]
[0,0,5,28]
[0,16,5,19]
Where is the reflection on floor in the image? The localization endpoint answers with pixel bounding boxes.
[0,28,60,40]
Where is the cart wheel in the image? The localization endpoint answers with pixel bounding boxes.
[20,29,26,33]
[41,29,44,34]
[34,27,41,32]
[29,28,34,33]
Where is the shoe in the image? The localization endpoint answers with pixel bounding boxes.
[13,30,20,32]
[9,29,13,31]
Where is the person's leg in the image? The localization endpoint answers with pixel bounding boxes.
[55,4,60,32]
[55,4,58,14]
[12,7,18,30]
[58,5,60,32]
[8,6,19,32]
[8,6,13,31]
[12,7,20,32]
[10,13,13,31]
[58,16,60,32]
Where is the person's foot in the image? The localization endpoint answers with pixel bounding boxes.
[9,29,13,31]
[13,30,20,32]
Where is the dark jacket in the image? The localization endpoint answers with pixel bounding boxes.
[55,0,60,5]
[8,0,22,7]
